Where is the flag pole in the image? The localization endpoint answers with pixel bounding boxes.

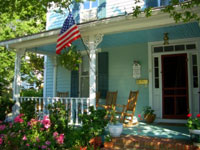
[67,7,91,61]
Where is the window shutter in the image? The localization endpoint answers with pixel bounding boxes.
[71,70,79,97]
[146,0,158,7]
[98,52,108,98]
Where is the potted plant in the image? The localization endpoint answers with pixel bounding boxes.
[104,134,113,148]
[108,106,123,137]
[186,113,200,146]
[142,106,156,123]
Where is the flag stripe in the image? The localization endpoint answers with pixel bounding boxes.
[56,13,81,54]
[56,35,81,54]
[56,32,81,52]
[56,30,80,49]
[57,25,78,43]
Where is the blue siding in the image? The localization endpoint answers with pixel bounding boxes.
[103,43,149,116]
[56,66,71,94]
[46,56,54,97]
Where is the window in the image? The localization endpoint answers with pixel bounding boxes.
[192,55,198,88]
[83,0,98,9]
[154,57,159,88]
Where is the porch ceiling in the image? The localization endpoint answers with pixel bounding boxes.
[28,22,200,54]
[0,6,199,54]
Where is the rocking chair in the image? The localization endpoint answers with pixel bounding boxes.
[117,90,139,126]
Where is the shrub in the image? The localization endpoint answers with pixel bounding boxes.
[0,96,15,121]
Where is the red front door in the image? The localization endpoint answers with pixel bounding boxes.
[162,54,189,119]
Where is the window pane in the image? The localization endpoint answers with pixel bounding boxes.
[155,78,159,88]
[192,55,197,65]
[154,47,163,53]
[186,44,196,50]
[175,45,185,51]
[193,66,198,76]
[193,77,198,88]
[84,1,90,9]
[92,0,98,8]
[164,46,174,52]
[155,68,159,78]
[154,57,158,67]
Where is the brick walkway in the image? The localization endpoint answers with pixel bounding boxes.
[102,135,200,150]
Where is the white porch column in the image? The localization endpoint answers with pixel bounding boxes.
[13,48,25,118]
[83,33,104,109]
[53,56,57,97]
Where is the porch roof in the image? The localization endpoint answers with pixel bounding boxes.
[0,7,200,54]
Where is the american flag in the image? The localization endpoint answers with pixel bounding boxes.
[56,13,81,54]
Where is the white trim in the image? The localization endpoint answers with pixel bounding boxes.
[43,56,47,97]
[53,56,57,97]
[148,37,200,122]
[148,42,153,107]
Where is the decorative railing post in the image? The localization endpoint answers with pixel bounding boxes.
[83,33,104,109]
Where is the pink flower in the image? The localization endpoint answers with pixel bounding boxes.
[0,121,2,124]
[0,125,6,131]
[56,133,64,144]
[14,114,24,123]
[40,128,45,131]
[187,113,192,118]
[22,135,27,141]
[42,145,47,149]
[0,138,3,145]
[26,143,30,146]
[45,141,51,145]
[138,114,141,118]
[42,116,51,129]
[9,123,12,128]
[197,114,200,118]
[53,132,58,138]
[36,137,40,142]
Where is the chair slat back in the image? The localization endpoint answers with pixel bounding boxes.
[57,92,69,97]
[126,91,139,112]
[105,91,118,106]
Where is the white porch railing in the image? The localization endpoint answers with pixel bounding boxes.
[13,97,90,126]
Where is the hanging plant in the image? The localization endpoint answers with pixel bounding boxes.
[57,45,82,71]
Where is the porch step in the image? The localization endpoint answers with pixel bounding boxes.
[102,135,200,150]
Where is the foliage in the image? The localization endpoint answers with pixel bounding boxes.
[104,134,111,142]
[142,106,155,116]
[57,45,82,71]
[133,0,200,23]
[20,100,37,122]
[0,96,15,121]
[186,113,200,130]
[0,103,108,149]
[108,105,117,125]
[21,89,43,97]
[79,106,108,146]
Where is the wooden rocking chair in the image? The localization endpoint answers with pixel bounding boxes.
[56,92,69,97]
[98,91,118,110]
[116,90,139,126]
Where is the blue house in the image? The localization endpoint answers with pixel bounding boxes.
[0,0,200,124]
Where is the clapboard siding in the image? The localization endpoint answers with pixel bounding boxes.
[56,66,71,95]
[45,56,54,97]
[102,43,149,115]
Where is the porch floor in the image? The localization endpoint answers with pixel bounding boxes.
[121,122,190,140]
[103,122,198,150]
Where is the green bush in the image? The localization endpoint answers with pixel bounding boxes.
[20,100,36,121]
[20,88,43,97]
[0,96,15,121]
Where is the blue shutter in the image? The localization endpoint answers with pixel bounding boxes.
[98,0,106,19]
[146,0,158,7]
[71,70,79,97]
[98,52,108,98]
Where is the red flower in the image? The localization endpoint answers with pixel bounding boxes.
[138,114,141,118]
[187,114,192,117]
[197,114,200,118]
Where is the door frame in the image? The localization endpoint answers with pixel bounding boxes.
[148,37,200,123]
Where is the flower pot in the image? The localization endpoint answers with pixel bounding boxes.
[189,129,200,146]
[89,136,102,149]
[144,114,156,123]
[108,123,123,137]
[104,141,113,148]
